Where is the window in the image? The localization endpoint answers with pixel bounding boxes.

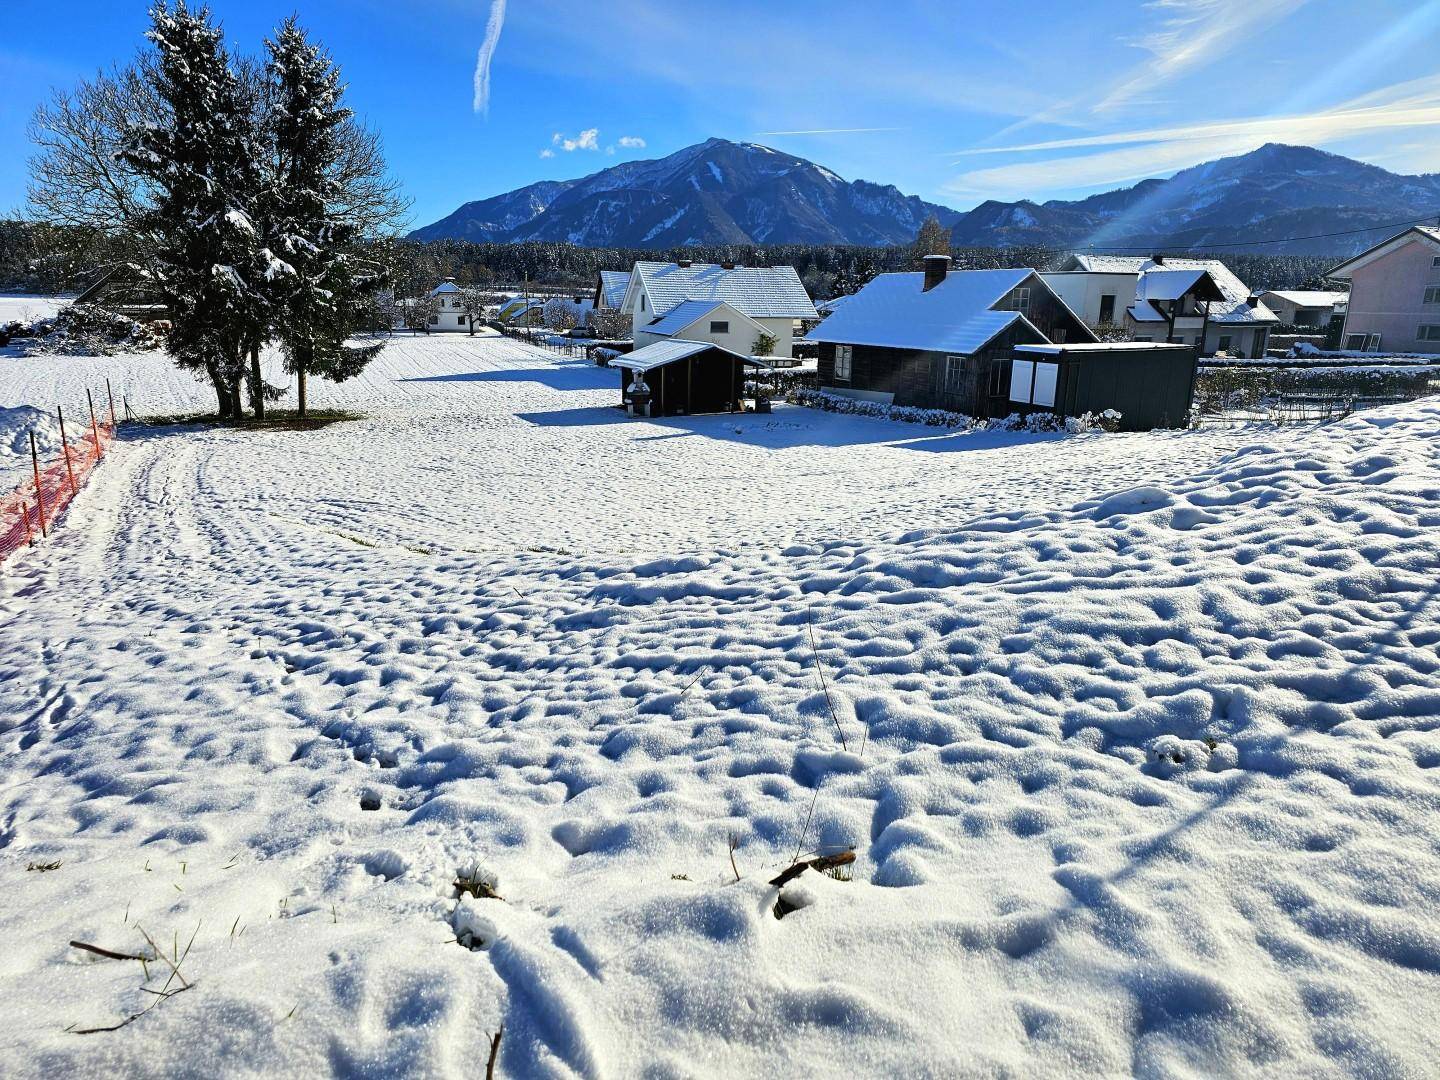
[1011,287,1031,314]
[1218,335,1233,354]
[834,344,852,381]
[458,316,467,326]
[988,360,1009,397]
[1433,256,1440,269]
[1424,287,1440,305]
[1420,325,1440,341]
[1098,294,1116,324]
[709,320,730,334]
[1346,332,1382,351]
[428,315,439,325]
[1009,359,1059,407]
[944,355,964,393]
[640,295,646,312]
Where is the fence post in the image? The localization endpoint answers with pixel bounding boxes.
[30,430,47,538]
[106,378,118,429]
[87,389,102,463]
[57,405,78,497]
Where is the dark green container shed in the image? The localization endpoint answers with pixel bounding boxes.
[1007,342,1198,431]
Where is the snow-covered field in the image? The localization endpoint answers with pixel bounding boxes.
[0,293,69,326]
[2,333,1438,1075]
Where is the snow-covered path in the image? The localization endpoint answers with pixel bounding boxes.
[1,335,1438,1075]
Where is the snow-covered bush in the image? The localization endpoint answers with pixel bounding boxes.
[3,304,166,356]
[795,389,1121,433]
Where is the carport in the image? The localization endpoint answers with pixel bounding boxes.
[616,339,763,417]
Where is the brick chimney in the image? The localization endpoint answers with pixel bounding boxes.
[922,255,951,292]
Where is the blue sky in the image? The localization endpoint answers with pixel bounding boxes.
[3,0,1440,229]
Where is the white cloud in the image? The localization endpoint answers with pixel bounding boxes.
[552,129,601,152]
[617,135,647,148]
[472,0,507,115]
[754,127,900,137]
[945,75,1440,196]
[539,148,555,159]
[1097,0,1310,113]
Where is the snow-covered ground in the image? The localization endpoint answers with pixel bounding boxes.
[2,333,1438,1075]
[0,293,69,326]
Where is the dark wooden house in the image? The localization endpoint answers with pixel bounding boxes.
[807,258,1096,417]
[1008,343,1199,430]
[615,339,762,417]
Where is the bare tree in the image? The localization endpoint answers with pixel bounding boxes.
[459,286,499,335]
[542,296,578,333]
[912,215,951,261]
[405,293,439,334]
[590,305,630,340]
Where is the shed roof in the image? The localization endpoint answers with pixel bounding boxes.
[617,338,762,373]
[632,261,817,320]
[644,299,763,338]
[806,268,1043,354]
[1134,269,1224,303]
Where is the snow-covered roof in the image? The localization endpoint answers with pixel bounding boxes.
[1127,303,1169,324]
[632,261,817,320]
[644,299,762,338]
[817,294,852,314]
[597,271,629,308]
[1134,269,1214,302]
[806,268,1045,354]
[430,280,461,297]
[1016,342,1192,354]
[1065,254,1277,325]
[615,338,762,373]
[1262,290,1348,308]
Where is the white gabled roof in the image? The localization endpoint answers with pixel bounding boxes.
[806,268,1050,354]
[430,280,461,297]
[644,299,763,338]
[632,261,817,320]
[1134,269,1212,301]
[1067,254,1278,325]
[1262,290,1349,308]
[597,270,629,308]
[616,338,763,373]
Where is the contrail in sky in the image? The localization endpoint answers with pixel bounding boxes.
[473,0,507,115]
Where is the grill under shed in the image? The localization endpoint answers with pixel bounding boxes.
[617,339,763,417]
[1007,342,1198,431]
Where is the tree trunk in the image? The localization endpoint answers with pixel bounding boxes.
[250,341,265,420]
[298,362,308,419]
[207,361,233,419]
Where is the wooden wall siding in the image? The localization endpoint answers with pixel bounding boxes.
[999,276,1092,343]
[818,320,1047,415]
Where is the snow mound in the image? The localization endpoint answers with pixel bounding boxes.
[0,405,61,482]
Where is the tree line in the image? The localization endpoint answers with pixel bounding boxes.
[25,1,405,419]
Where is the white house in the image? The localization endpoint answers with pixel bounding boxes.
[620,261,818,358]
[1043,254,1279,358]
[594,271,630,311]
[427,278,475,333]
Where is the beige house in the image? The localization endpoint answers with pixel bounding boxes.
[1327,226,1440,354]
[620,261,818,358]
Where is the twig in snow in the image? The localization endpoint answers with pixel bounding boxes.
[805,606,848,752]
[727,833,742,883]
[486,1024,504,1080]
[790,784,821,866]
[70,984,192,1035]
[69,940,148,963]
[768,850,856,889]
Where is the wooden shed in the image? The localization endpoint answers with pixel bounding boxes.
[1007,342,1198,431]
[616,339,763,417]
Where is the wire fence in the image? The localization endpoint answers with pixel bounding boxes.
[1,384,118,564]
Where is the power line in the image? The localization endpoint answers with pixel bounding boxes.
[983,212,1440,258]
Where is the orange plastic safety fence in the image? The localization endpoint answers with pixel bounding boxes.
[0,419,116,563]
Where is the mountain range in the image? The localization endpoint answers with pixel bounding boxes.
[411,139,1440,255]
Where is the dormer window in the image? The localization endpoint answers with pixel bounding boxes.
[1012,287,1031,314]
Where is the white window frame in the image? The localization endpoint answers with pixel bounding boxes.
[709,320,729,334]
[1433,255,1440,269]
[943,354,964,393]
[1424,287,1440,305]
[834,344,852,381]
[1419,325,1440,342]
[1012,287,1031,314]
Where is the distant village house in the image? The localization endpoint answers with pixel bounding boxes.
[1326,225,1440,354]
